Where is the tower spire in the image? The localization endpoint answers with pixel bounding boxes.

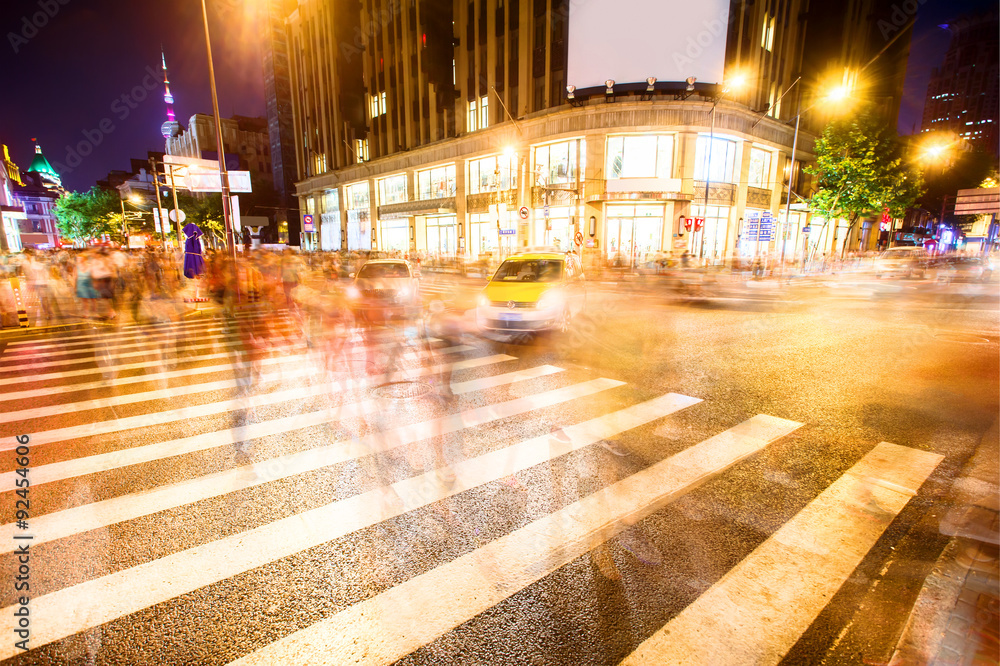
[160,48,181,139]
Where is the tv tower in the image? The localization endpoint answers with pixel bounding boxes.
[160,49,182,139]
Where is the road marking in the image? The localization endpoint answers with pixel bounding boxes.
[226,412,796,666]
[619,441,943,666]
[0,321,236,358]
[0,347,259,388]
[0,337,247,373]
[0,363,566,550]
[3,310,280,349]
[0,385,689,660]
[0,345,475,447]
[0,344,471,425]
[0,354,518,494]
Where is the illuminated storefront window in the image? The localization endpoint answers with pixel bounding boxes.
[690,204,732,262]
[468,154,518,194]
[377,174,408,205]
[694,136,738,183]
[605,135,674,179]
[533,139,585,186]
[748,148,773,188]
[417,164,456,199]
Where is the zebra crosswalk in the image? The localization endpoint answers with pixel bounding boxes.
[0,314,943,664]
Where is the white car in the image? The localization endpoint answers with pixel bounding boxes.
[874,247,928,279]
[346,259,421,323]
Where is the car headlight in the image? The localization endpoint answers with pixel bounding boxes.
[537,289,564,311]
[398,286,411,298]
[346,285,360,299]
[477,293,490,308]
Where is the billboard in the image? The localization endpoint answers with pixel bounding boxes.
[566,0,730,91]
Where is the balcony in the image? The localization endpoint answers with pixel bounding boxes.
[693,182,736,206]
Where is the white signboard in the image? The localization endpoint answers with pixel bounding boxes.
[567,0,729,90]
[185,169,252,193]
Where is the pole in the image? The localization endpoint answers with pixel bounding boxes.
[168,164,182,248]
[702,103,716,262]
[200,0,235,264]
[119,195,129,248]
[780,109,801,268]
[150,157,168,251]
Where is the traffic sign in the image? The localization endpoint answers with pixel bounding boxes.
[303,214,315,233]
[802,225,811,234]
[168,209,186,224]
[543,205,550,219]
[518,206,528,220]
[574,231,583,246]
[499,229,516,236]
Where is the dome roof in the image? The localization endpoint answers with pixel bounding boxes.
[26,142,61,188]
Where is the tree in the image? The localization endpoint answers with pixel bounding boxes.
[53,187,126,245]
[174,193,226,248]
[806,107,923,256]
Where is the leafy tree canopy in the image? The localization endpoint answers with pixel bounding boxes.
[53,187,125,244]
[806,107,924,223]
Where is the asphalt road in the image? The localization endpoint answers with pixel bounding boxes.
[0,276,996,665]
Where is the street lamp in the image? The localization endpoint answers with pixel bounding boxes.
[199,0,236,264]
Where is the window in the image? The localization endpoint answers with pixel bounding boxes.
[416,164,456,199]
[533,139,582,186]
[748,148,773,188]
[377,174,408,205]
[761,13,775,51]
[369,92,387,118]
[305,197,316,215]
[468,154,518,194]
[468,95,489,131]
[355,138,369,163]
[323,189,340,214]
[345,181,370,210]
[605,135,674,179]
[694,135,738,183]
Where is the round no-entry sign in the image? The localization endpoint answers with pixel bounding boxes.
[518,206,529,220]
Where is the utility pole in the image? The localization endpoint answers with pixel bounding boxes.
[150,156,168,251]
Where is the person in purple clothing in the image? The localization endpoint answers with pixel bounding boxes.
[183,222,205,279]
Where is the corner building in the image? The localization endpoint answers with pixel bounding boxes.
[286,0,902,262]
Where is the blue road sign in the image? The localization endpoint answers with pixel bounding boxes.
[499,229,516,236]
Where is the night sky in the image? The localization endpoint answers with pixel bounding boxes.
[0,0,265,192]
[0,0,993,193]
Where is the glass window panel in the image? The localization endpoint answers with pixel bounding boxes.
[621,136,657,178]
[656,136,673,179]
[606,137,624,179]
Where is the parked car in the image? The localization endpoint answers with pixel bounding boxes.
[874,247,928,279]
[346,259,421,323]
[476,250,586,333]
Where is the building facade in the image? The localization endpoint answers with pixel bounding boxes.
[262,0,301,237]
[11,143,62,249]
[920,9,999,158]
[0,145,26,253]
[286,0,905,263]
[165,114,275,191]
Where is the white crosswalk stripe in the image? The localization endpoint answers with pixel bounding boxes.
[0,316,939,664]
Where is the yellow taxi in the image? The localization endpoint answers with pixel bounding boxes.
[475,249,586,332]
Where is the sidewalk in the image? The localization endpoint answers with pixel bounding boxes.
[891,420,1000,666]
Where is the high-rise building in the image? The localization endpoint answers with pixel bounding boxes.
[261,0,300,240]
[920,9,999,158]
[284,0,908,261]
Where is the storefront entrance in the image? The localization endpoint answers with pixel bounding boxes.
[605,204,664,265]
[379,218,409,252]
[425,215,457,257]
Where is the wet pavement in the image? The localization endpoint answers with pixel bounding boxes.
[0,275,996,665]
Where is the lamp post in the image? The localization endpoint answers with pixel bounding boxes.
[200,0,236,264]
[700,75,746,263]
